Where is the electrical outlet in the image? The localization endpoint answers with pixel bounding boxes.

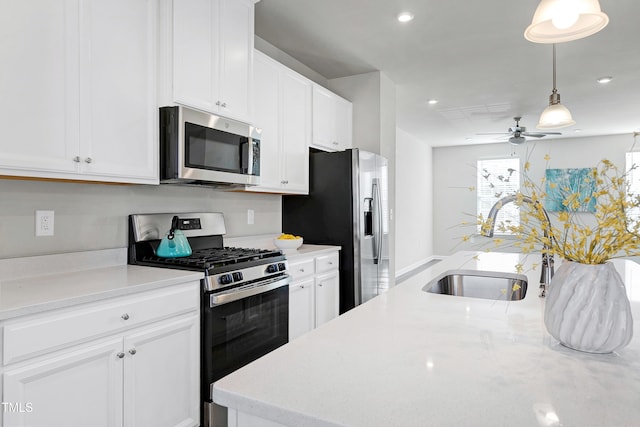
[247,209,254,225]
[35,210,55,236]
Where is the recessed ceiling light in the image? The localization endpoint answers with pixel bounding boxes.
[427,99,438,105]
[574,129,582,133]
[397,12,414,23]
[596,76,613,84]
[465,137,473,141]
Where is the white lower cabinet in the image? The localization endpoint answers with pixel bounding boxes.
[288,249,340,339]
[1,282,200,427]
[315,271,340,328]
[3,338,124,427]
[288,278,314,340]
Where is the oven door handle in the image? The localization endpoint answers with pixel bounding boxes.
[209,275,290,306]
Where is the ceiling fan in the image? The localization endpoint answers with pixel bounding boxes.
[477,117,562,145]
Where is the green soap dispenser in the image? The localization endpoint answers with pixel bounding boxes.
[156,216,193,258]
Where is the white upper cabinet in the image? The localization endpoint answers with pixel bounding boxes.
[171,0,254,123]
[246,51,311,194]
[79,0,158,182]
[0,0,158,184]
[0,1,80,176]
[311,84,353,152]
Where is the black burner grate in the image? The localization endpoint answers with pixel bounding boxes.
[141,247,283,271]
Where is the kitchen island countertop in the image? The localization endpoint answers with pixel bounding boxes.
[213,251,640,427]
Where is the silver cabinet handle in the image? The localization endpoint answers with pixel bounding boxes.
[281,180,286,184]
[332,141,339,145]
[328,261,333,265]
[129,348,137,355]
[116,352,125,359]
[84,157,92,164]
[73,156,80,163]
[299,268,305,273]
[215,101,221,106]
[221,102,227,108]
[318,283,323,287]
[121,313,130,320]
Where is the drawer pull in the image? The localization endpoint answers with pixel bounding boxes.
[299,268,305,273]
[129,348,137,355]
[318,283,323,287]
[121,313,130,321]
[116,352,125,359]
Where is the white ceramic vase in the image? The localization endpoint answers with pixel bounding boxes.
[544,261,633,353]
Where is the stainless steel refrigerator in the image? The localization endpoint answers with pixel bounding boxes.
[282,148,390,313]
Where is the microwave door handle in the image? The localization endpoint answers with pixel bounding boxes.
[246,139,255,175]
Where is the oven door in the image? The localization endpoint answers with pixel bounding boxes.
[202,276,289,426]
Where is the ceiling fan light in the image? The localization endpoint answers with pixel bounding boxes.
[537,102,576,129]
[524,0,609,43]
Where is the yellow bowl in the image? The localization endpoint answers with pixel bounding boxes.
[274,237,303,252]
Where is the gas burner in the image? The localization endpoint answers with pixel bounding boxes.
[139,246,284,272]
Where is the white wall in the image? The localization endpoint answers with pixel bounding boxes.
[432,134,635,256]
[0,180,281,259]
[395,128,433,275]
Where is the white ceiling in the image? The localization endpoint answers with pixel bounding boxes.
[254,0,640,147]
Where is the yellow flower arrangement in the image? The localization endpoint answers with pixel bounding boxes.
[478,155,640,265]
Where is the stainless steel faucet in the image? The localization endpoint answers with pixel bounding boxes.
[482,194,554,297]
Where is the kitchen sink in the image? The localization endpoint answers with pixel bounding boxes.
[423,270,528,301]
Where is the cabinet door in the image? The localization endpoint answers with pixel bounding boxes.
[78,0,158,183]
[250,51,281,191]
[123,315,199,427]
[218,0,253,122]
[281,69,311,194]
[289,278,315,340]
[315,272,340,327]
[311,85,336,150]
[334,97,353,151]
[0,1,80,176]
[173,0,218,112]
[3,338,123,427]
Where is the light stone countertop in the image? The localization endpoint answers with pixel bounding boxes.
[0,241,339,322]
[0,248,202,321]
[213,251,640,427]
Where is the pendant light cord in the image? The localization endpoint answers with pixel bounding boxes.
[552,43,557,92]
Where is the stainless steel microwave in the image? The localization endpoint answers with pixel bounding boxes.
[160,105,260,187]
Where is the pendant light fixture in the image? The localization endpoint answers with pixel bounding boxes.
[524,0,609,43]
[537,44,576,130]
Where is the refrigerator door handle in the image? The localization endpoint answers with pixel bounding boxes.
[372,179,382,265]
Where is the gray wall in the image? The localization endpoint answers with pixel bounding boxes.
[432,134,635,256]
[0,179,280,259]
[327,71,398,282]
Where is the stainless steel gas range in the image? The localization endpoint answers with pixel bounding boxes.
[128,212,289,427]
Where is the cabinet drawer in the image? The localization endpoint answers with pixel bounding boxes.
[315,252,339,274]
[288,258,315,281]
[3,282,199,365]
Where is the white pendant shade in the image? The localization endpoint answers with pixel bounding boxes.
[524,0,609,43]
[537,103,576,129]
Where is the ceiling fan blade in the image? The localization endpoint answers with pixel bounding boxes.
[521,133,546,138]
[476,132,511,135]
[541,132,562,135]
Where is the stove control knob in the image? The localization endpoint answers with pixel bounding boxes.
[277,263,286,271]
[266,264,279,274]
[232,272,243,282]
[218,274,233,285]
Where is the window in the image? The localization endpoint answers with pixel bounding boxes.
[625,152,640,221]
[477,158,520,234]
